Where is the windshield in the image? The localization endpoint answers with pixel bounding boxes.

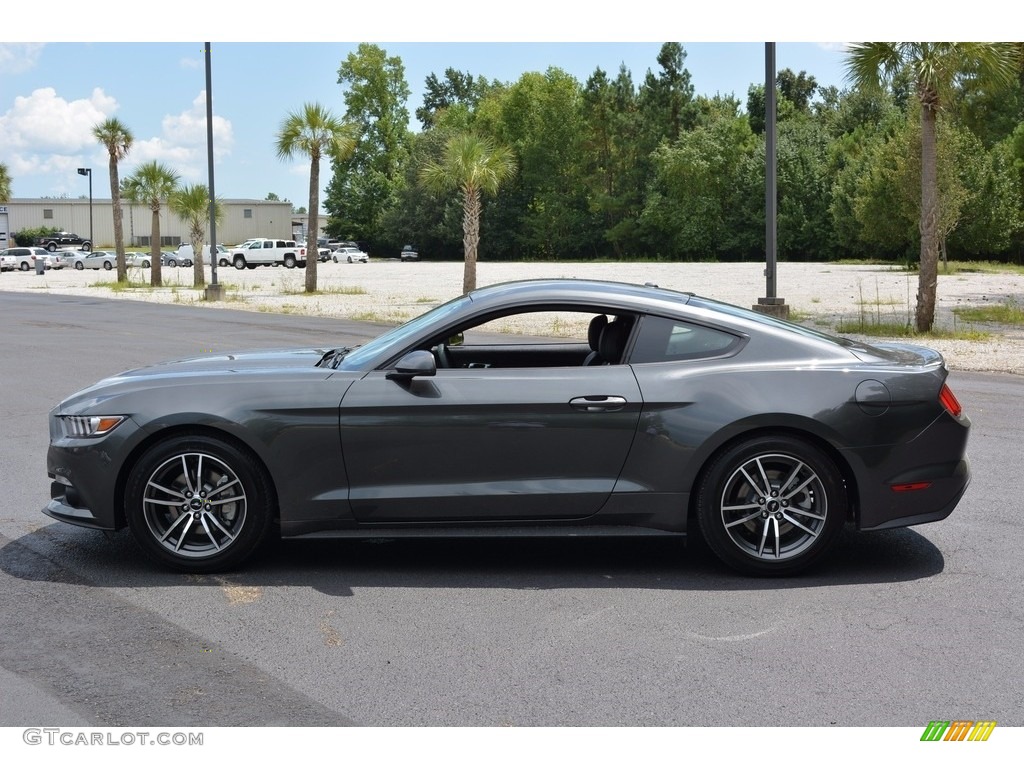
[335,293,473,371]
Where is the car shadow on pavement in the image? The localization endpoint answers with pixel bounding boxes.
[1,522,945,596]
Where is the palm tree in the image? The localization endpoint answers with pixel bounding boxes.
[0,162,11,201]
[845,43,1019,332]
[419,133,516,294]
[123,162,179,287]
[275,103,356,292]
[169,184,223,288]
[92,118,133,281]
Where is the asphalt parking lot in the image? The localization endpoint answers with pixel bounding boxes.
[1,292,1021,728]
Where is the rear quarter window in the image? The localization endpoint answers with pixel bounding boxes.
[630,315,742,363]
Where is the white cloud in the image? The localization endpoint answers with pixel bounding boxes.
[0,87,117,154]
[0,43,45,74]
[121,92,234,182]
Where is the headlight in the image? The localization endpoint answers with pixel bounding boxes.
[58,415,125,438]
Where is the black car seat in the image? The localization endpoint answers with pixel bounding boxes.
[583,314,608,365]
[596,317,631,365]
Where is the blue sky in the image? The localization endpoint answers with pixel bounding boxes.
[0,2,988,209]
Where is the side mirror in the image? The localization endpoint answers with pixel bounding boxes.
[386,349,437,381]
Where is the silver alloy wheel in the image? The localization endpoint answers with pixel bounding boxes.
[719,452,828,561]
[141,451,248,559]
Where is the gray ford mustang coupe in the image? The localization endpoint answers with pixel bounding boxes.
[44,279,970,576]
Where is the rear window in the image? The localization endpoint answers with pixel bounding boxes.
[630,315,742,363]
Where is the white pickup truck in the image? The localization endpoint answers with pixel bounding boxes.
[228,239,307,269]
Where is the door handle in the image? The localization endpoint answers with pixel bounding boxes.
[569,395,627,412]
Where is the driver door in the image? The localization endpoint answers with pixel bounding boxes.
[339,364,642,523]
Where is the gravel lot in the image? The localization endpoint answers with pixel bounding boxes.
[3,259,1022,374]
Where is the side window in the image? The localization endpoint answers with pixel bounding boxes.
[276,241,287,248]
[630,315,741,363]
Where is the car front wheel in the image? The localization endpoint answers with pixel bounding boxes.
[125,435,276,572]
[696,435,846,577]
[103,261,113,270]
[233,256,246,270]
[75,261,84,270]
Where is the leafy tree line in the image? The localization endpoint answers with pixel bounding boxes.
[321,43,1024,269]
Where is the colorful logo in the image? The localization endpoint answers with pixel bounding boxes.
[921,721,997,742]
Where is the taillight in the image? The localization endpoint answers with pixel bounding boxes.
[939,383,962,418]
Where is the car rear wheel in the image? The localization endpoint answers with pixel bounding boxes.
[284,254,296,268]
[696,435,846,576]
[46,242,57,252]
[20,261,30,271]
[125,435,275,572]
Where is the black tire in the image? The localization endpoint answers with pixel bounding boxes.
[124,434,276,573]
[142,260,151,269]
[103,261,113,270]
[233,256,246,270]
[696,435,846,576]
[82,242,92,252]
[219,258,230,267]
[284,254,296,268]
[20,261,30,271]
[46,242,57,252]
[166,258,177,268]
[75,261,84,270]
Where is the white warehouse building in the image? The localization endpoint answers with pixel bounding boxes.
[0,198,324,250]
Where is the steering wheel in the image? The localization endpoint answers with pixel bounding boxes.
[435,342,452,369]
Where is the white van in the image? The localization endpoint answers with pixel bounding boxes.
[176,243,228,266]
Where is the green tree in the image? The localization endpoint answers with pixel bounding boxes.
[276,102,356,292]
[845,42,1019,331]
[92,118,134,281]
[419,133,516,294]
[123,161,179,287]
[0,162,11,201]
[325,44,411,244]
[169,183,222,288]
[640,110,756,259]
[416,68,497,129]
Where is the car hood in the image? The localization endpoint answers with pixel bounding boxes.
[55,348,339,413]
[119,347,330,376]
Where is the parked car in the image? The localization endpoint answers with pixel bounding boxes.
[176,243,227,266]
[42,279,971,576]
[122,252,153,268]
[68,251,117,270]
[0,250,17,271]
[2,246,57,271]
[228,239,306,269]
[159,251,191,268]
[400,244,419,261]
[35,231,91,252]
[334,246,369,263]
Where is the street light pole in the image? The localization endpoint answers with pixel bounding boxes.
[203,41,224,301]
[77,168,93,248]
[753,43,789,319]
